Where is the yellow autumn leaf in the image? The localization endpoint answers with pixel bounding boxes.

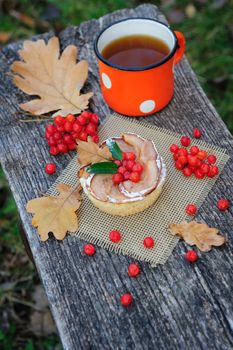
[168,220,225,252]
[77,136,112,165]
[11,36,93,117]
[26,183,82,241]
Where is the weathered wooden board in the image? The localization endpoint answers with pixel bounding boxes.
[0,4,233,350]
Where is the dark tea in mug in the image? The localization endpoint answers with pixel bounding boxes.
[101,34,170,68]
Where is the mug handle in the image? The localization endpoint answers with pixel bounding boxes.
[174,31,186,65]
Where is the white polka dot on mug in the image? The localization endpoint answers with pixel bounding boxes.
[102,73,112,89]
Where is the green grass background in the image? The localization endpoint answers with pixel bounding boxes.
[0,0,232,349]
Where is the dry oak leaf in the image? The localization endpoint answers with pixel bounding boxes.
[168,220,225,252]
[0,32,12,43]
[11,36,93,117]
[26,183,82,241]
[77,136,112,165]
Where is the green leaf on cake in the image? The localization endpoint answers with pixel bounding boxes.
[86,162,118,174]
[106,139,123,160]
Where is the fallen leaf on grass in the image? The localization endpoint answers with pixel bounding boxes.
[185,4,196,18]
[26,183,82,241]
[30,310,56,337]
[30,284,56,337]
[168,221,225,251]
[77,136,112,165]
[32,285,49,310]
[0,32,11,43]
[11,36,93,117]
[10,10,36,28]
[10,10,50,31]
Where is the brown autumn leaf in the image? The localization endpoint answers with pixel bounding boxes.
[11,36,93,117]
[30,285,56,337]
[0,32,11,43]
[77,136,112,165]
[10,10,50,31]
[168,220,225,252]
[26,183,82,241]
[9,10,36,28]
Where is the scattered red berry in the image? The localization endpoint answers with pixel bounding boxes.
[72,122,82,133]
[46,124,57,135]
[123,152,136,161]
[57,143,68,153]
[182,167,192,177]
[64,121,73,132]
[180,136,191,147]
[90,113,99,124]
[45,163,56,175]
[188,155,198,167]
[83,244,95,256]
[57,125,65,133]
[68,142,77,150]
[123,171,131,180]
[170,140,218,181]
[178,156,188,166]
[109,230,121,243]
[66,114,75,123]
[190,145,199,155]
[45,131,51,140]
[79,131,88,141]
[193,128,202,138]
[177,148,188,157]
[132,163,144,173]
[207,154,217,164]
[63,133,74,144]
[185,250,198,263]
[82,111,91,121]
[45,112,100,155]
[125,160,135,171]
[199,163,210,174]
[128,263,140,277]
[92,134,99,143]
[196,159,202,168]
[72,132,79,139]
[48,136,56,146]
[118,166,127,175]
[86,122,97,136]
[217,198,229,211]
[120,293,133,307]
[197,150,207,160]
[185,203,197,215]
[53,131,62,141]
[129,172,140,183]
[50,146,59,155]
[194,168,205,179]
[112,173,124,184]
[143,237,154,249]
[207,165,219,177]
[169,144,179,153]
[175,160,185,170]
[188,166,196,173]
[77,115,88,125]
[54,115,65,126]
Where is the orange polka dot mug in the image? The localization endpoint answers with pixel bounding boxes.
[94,18,186,116]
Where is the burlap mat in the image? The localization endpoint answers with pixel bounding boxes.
[47,114,229,266]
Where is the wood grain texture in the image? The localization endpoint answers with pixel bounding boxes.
[0,4,233,350]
